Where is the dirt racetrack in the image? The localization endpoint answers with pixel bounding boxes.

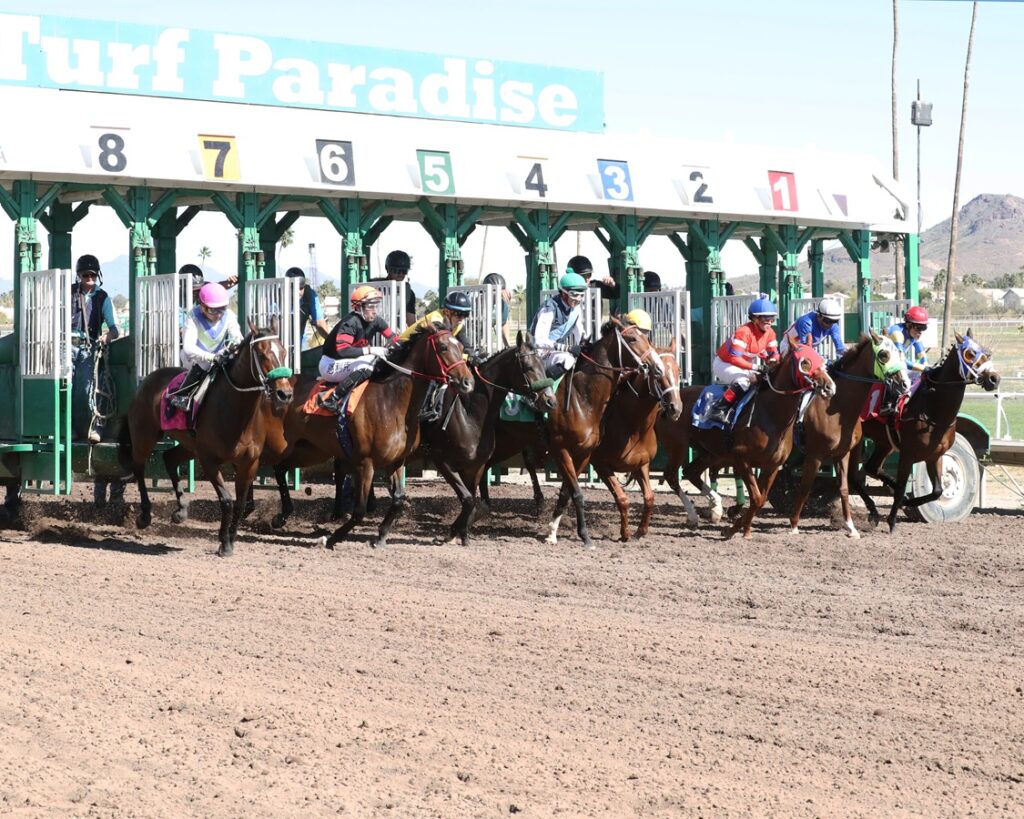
[1,477,1022,818]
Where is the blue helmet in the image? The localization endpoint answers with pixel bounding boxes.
[748,294,777,318]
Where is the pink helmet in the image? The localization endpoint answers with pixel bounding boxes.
[198,282,229,309]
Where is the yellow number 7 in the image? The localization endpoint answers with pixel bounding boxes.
[198,135,240,180]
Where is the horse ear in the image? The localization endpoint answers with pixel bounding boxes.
[955,331,964,345]
[967,327,973,339]
[270,315,279,337]
[669,336,677,354]
[247,318,257,335]
[870,328,881,344]
[516,329,524,347]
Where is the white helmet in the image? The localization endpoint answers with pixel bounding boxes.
[817,297,842,322]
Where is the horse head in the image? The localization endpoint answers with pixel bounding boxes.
[244,317,294,412]
[601,318,682,420]
[955,328,999,391]
[868,329,911,395]
[515,330,557,412]
[645,338,683,421]
[781,342,835,399]
[419,323,475,394]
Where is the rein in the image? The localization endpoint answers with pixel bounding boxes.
[219,334,293,395]
[382,330,463,383]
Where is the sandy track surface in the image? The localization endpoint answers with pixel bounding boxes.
[1,482,1022,817]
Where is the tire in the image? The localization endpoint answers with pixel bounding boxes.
[907,433,979,523]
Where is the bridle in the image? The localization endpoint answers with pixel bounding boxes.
[763,348,827,396]
[219,333,293,397]
[472,346,555,405]
[383,329,468,384]
[579,325,663,379]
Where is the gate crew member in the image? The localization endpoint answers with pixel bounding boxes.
[643,271,662,293]
[567,255,620,302]
[707,294,779,424]
[376,250,417,326]
[318,286,397,406]
[530,271,588,379]
[285,266,332,345]
[781,297,847,359]
[171,283,243,411]
[482,273,512,347]
[71,254,120,444]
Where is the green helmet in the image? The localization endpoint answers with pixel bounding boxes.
[559,271,587,293]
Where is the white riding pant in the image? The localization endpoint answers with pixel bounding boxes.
[712,357,756,391]
[538,348,577,377]
[319,353,376,383]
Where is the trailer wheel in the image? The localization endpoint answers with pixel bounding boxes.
[907,433,979,523]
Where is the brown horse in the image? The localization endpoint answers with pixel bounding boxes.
[421,330,556,546]
[851,330,999,532]
[544,318,676,549]
[789,332,910,538]
[271,323,474,549]
[592,342,682,541]
[119,320,295,556]
[657,342,836,539]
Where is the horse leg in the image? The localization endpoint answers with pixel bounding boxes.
[436,459,475,546]
[523,447,545,514]
[788,454,823,535]
[848,440,881,525]
[635,463,656,540]
[595,463,631,542]
[834,452,860,539]
[325,460,373,549]
[242,484,256,520]
[664,453,699,527]
[332,457,349,520]
[683,453,723,524]
[730,465,775,540]
[545,479,574,545]
[271,464,294,530]
[904,458,944,509]
[372,468,407,550]
[563,452,594,550]
[864,440,897,492]
[885,456,915,534]
[726,465,758,539]
[204,467,234,557]
[163,445,193,524]
[225,460,259,557]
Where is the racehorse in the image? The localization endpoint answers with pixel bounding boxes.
[657,342,836,539]
[543,318,677,549]
[591,342,682,541]
[788,332,909,538]
[119,320,295,557]
[851,330,999,532]
[270,323,474,549]
[421,330,556,546]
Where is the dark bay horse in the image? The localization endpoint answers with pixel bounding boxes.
[592,342,682,541]
[851,330,999,532]
[119,320,295,556]
[543,318,675,549]
[657,342,836,539]
[271,324,474,549]
[788,332,909,538]
[421,330,556,546]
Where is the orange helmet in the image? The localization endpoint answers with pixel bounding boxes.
[351,285,383,306]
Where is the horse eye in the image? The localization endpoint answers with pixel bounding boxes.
[878,350,890,364]
[799,358,812,373]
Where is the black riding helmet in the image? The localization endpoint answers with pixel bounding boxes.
[76,254,101,274]
[284,266,306,286]
[443,290,472,314]
[566,255,593,277]
[482,273,506,289]
[643,270,662,291]
[178,263,204,289]
[385,250,411,273]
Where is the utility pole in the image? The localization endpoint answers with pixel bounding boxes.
[308,242,318,289]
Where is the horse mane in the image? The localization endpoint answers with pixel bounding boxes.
[831,334,873,371]
[378,319,453,380]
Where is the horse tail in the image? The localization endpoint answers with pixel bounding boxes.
[117,419,134,475]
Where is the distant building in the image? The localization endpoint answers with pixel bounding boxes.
[1000,288,1024,311]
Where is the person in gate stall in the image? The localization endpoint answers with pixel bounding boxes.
[780,297,847,358]
[284,266,332,345]
[373,249,417,326]
[178,263,237,328]
[879,305,930,416]
[707,294,780,424]
[171,283,243,412]
[530,271,588,379]
[482,272,513,347]
[643,271,662,293]
[318,285,397,410]
[71,254,120,445]
[566,254,620,302]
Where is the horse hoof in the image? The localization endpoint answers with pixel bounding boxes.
[443,537,459,547]
[710,511,723,525]
[790,526,799,535]
[315,535,328,549]
[743,531,753,540]
[136,512,151,530]
[242,502,256,520]
[171,509,187,525]
[544,535,558,545]
[271,514,287,530]
[582,541,595,551]
[847,528,861,540]
[217,544,234,558]
[370,539,386,550]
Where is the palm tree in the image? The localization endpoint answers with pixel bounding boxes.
[198,246,212,264]
[277,227,295,262]
[941,1,979,349]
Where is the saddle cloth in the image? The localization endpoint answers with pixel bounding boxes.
[860,381,915,424]
[303,380,369,417]
[499,375,564,423]
[691,384,757,431]
[160,372,196,431]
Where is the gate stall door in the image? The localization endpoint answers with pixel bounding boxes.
[448,283,504,353]
[18,268,73,492]
[539,286,604,340]
[243,277,303,373]
[785,294,847,361]
[865,298,912,336]
[628,288,692,385]
[346,280,408,344]
[709,294,755,373]
[134,271,185,382]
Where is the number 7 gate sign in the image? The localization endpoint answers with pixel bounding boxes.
[768,170,798,212]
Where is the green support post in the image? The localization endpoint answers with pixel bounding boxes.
[760,225,801,324]
[417,200,479,300]
[258,211,300,279]
[594,215,657,314]
[318,198,390,295]
[808,238,825,299]
[150,205,199,275]
[672,219,725,385]
[40,201,89,271]
[903,232,920,304]
[508,209,573,321]
[837,229,872,335]
[212,193,283,316]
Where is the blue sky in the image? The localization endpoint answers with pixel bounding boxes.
[1,0,1020,295]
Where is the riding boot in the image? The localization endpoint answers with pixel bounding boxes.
[708,385,747,425]
[878,381,901,417]
[322,367,372,412]
[170,364,205,411]
[418,381,444,422]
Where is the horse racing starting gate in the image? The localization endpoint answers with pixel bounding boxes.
[539,287,604,341]
[243,276,304,373]
[628,288,692,385]
[134,270,187,382]
[448,283,505,354]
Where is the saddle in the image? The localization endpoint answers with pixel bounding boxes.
[303,380,370,417]
[860,381,916,425]
[160,372,208,431]
[692,385,757,431]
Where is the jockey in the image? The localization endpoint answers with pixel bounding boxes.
[171,282,243,410]
[529,271,588,378]
[707,294,779,424]
[622,308,653,335]
[780,297,846,358]
[319,285,397,400]
[887,305,930,375]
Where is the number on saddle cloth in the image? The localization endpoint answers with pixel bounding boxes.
[692,384,756,430]
[499,374,564,422]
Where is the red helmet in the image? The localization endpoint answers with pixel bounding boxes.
[904,305,929,324]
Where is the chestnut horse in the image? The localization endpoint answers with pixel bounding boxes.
[421,330,556,546]
[851,330,999,532]
[788,332,909,538]
[119,320,295,556]
[271,323,474,549]
[657,342,836,539]
[592,342,682,541]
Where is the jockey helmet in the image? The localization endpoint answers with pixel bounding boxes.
[351,284,383,307]
[904,305,929,325]
[643,271,662,291]
[198,282,230,309]
[285,266,306,286]
[385,250,411,273]
[179,263,204,289]
[559,271,588,295]
[623,308,653,332]
[75,254,101,275]
[816,297,843,322]
[443,290,472,314]
[748,294,777,318]
[566,255,594,278]
[482,273,506,288]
